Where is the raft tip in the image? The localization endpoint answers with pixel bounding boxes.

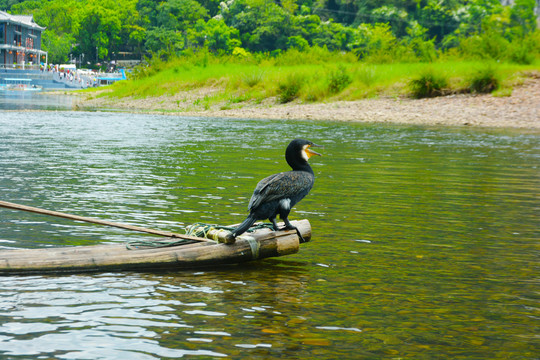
[222,233,236,245]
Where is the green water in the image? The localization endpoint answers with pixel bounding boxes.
[0,112,538,359]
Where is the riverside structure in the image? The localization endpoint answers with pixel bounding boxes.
[0,10,47,69]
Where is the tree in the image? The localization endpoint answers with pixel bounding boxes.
[312,20,352,51]
[0,0,26,9]
[187,18,241,54]
[222,0,292,52]
[290,14,321,43]
[286,35,309,50]
[416,0,460,41]
[13,0,81,63]
[5,0,539,64]
[282,0,299,14]
[249,4,291,51]
[510,0,537,36]
[42,31,75,63]
[350,22,398,62]
[74,0,144,62]
[145,27,183,56]
[77,3,121,61]
[156,0,209,31]
[137,0,159,27]
[453,0,502,37]
[371,5,409,37]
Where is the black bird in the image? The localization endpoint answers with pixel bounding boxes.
[230,139,322,243]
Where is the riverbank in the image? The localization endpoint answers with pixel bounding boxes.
[77,75,540,129]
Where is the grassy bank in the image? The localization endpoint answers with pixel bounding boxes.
[86,48,540,112]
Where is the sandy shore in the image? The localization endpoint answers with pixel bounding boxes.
[78,76,540,129]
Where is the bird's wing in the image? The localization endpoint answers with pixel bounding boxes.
[248,171,313,211]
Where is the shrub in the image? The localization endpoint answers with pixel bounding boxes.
[409,69,448,98]
[468,65,499,93]
[278,74,304,103]
[352,23,398,63]
[508,35,538,64]
[242,71,264,87]
[405,21,438,62]
[328,66,352,94]
[458,33,510,61]
[233,47,249,58]
[286,36,309,51]
[275,46,356,66]
[356,66,378,87]
[304,81,328,102]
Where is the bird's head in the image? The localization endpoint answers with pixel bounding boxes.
[286,139,323,167]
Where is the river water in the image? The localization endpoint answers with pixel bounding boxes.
[0,91,75,111]
[0,106,538,359]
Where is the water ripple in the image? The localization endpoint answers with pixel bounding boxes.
[0,112,538,359]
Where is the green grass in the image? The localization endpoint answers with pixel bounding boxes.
[90,49,540,109]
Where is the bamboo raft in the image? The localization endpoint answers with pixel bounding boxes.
[0,219,311,274]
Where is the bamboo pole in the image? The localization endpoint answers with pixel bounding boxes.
[0,200,213,243]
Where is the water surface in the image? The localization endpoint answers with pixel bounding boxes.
[0,90,75,110]
[0,111,538,359]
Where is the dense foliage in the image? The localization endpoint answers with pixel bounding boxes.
[2,0,539,64]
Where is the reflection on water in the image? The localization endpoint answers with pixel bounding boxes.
[0,264,314,359]
[0,111,538,359]
[0,90,75,110]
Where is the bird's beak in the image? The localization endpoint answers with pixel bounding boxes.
[306,143,323,158]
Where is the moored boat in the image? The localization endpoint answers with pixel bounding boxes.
[0,78,42,91]
[0,220,311,274]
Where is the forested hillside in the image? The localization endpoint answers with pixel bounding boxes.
[2,0,538,65]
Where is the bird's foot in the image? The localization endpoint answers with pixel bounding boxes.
[281,225,306,243]
[224,233,236,245]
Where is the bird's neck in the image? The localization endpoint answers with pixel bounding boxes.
[288,161,314,174]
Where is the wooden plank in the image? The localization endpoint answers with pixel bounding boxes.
[0,220,310,274]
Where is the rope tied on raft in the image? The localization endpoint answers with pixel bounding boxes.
[185,222,275,240]
[125,222,275,250]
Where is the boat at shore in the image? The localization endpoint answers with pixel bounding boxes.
[0,78,42,91]
[0,219,311,274]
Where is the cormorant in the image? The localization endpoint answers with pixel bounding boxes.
[230,138,322,243]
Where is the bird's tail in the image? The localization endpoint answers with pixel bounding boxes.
[231,215,257,238]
